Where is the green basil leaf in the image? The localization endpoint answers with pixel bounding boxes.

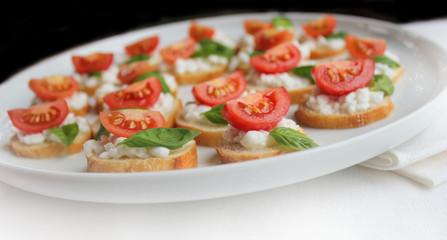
[200,104,228,125]
[249,50,265,57]
[371,55,400,69]
[117,128,202,150]
[133,71,172,94]
[290,65,315,84]
[192,39,235,59]
[270,127,318,150]
[125,54,151,64]
[272,16,293,29]
[49,123,79,146]
[369,74,394,95]
[88,70,102,79]
[95,122,110,140]
[325,31,348,40]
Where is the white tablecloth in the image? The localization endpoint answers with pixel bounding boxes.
[1,16,447,240]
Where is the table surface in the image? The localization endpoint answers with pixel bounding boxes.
[1,16,447,240]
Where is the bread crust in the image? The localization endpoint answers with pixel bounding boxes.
[86,141,198,172]
[310,47,346,60]
[9,130,92,159]
[215,143,295,164]
[173,64,228,85]
[174,115,227,147]
[295,96,394,129]
[247,84,315,104]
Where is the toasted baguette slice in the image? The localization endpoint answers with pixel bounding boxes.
[175,115,227,147]
[86,141,198,172]
[247,84,315,104]
[174,64,228,85]
[215,143,295,164]
[391,66,405,83]
[310,46,346,60]
[163,98,182,128]
[8,129,92,159]
[295,96,394,129]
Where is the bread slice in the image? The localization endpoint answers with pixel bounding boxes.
[247,84,315,104]
[163,98,182,128]
[310,46,346,60]
[215,143,295,164]
[174,115,227,147]
[173,64,228,85]
[391,66,405,83]
[295,96,394,129]
[86,140,198,172]
[8,129,92,159]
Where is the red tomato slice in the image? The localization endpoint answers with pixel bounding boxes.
[254,28,295,50]
[117,61,157,84]
[7,99,69,133]
[72,52,114,74]
[312,59,375,95]
[244,19,273,35]
[345,34,387,59]
[160,38,197,64]
[250,43,301,74]
[125,35,159,56]
[302,14,337,38]
[103,77,162,110]
[222,87,290,131]
[189,21,215,42]
[192,70,247,107]
[29,75,78,101]
[100,109,165,138]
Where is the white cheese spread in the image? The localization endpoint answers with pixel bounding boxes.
[222,118,301,150]
[305,87,385,115]
[174,55,228,74]
[247,70,312,90]
[83,134,171,159]
[13,113,90,145]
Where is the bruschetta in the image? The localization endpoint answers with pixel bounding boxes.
[6,99,92,158]
[214,87,318,163]
[175,70,247,147]
[84,108,200,172]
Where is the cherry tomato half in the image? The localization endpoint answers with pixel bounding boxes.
[250,43,301,74]
[345,34,387,59]
[192,70,247,107]
[7,99,69,133]
[312,59,375,95]
[72,52,114,74]
[244,19,273,35]
[103,77,162,110]
[117,61,157,84]
[254,28,295,50]
[100,108,165,138]
[302,14,337,38]
[29,75,78,101]
[160,38,197,64]
[125,35,159,56]
[189,21,215,42]
[222,87,290,131]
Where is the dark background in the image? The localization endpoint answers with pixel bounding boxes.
[1,1,445,83]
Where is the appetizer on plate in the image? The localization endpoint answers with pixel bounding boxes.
[6,99,92,158]
[175,70,247,147]
[298,14,348,60]
[84,108,200,172]
[295,58,395,128]
[72,52,119,96]
[244,42,316,104]
[345,34,405,83]
[29,74,89,116]
[215,87,318,163]
[231,16,308,74]
[101,76,181,128]
[158,21,237,84]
